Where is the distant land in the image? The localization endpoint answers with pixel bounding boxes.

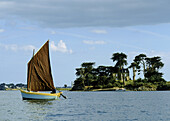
[0,83,27,90]
[0,83,71,91]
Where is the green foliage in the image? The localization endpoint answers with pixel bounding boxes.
[125,80,157,91]
[106,83,113,88]
[96,85,103,89]
[157,82,170,90]
[71,78,85,91]
[112,81,122,88]
[111,52,127,68]
[111,52,128,85]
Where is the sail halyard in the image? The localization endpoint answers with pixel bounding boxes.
[27,40,55,91]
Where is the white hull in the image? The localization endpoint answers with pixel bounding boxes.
[20,89,61,100]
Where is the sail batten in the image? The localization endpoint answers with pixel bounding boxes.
[27,40,55,91]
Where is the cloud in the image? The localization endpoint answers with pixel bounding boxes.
[51,31,57,35]
[0,43,36,51]
[0,29,4,33]
[1,0,170,28]
[91,29,107,34]
[19,26,37,30]
[127,50,170,61]
[0,41,72,54]
[20,45,36,51]
[50,31,94,40]
[83,40,106,45]
[127,28,170,40]
[50,40,72,53]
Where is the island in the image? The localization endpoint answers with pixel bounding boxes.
[0,83,71,91]
[71,53,170,91]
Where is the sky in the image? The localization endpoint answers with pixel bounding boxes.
[1,0,170,87]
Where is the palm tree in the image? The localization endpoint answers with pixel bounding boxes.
[111,52,127,85]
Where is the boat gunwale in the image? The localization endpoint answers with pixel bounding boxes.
[20,89,61,97]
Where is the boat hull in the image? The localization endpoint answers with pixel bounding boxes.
[20,89,61,100]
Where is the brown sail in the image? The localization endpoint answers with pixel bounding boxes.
[27,40,55,91]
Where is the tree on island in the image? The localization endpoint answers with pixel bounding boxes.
[111,52,127,85]
[133,54,147,79]
[145,56,164,83]
[128,54,146,81]
[72,62,95,90]
[129,62,139,81]
[127,55,166,90]
[95,66,116,88]
[81,62,95,86]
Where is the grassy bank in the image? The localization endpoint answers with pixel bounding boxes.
[56,88,71,91]
[71,79,170,91]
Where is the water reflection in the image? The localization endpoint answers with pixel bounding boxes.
[24,100,54,105]
[22,100,57,120]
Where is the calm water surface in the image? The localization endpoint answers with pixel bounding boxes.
[0,90,170,121]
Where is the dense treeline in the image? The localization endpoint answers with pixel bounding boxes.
[72,52,170,91]
[0,83,27,90]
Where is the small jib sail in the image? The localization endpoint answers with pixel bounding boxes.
[27,40,55,92]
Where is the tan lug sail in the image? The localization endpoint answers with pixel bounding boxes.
[27,40,55,91]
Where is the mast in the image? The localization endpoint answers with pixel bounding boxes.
[32,49,35,57]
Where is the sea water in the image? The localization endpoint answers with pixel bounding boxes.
[0,90,170,121]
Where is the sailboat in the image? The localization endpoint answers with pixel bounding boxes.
[20,40,63,100]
